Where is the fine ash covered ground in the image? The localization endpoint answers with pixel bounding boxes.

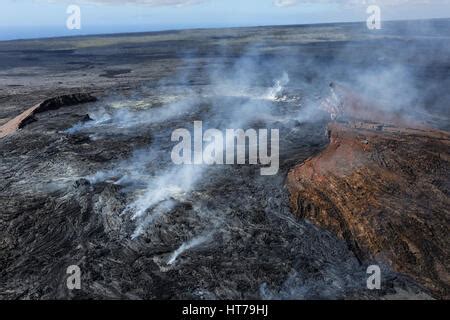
[1,20,449,299]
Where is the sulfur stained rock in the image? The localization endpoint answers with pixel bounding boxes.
[287,120,450,298]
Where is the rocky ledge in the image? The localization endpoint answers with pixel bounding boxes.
[0,93,97,139]
[287,118,450,298]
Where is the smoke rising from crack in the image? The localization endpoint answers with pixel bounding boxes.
[65,21,450,271]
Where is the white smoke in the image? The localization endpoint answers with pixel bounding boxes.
[87,147,161,186]
[265,72,290,101]
[66,95,198,134]
[126,164,203,222]
[78,67,296,238]
[167,232,214,265]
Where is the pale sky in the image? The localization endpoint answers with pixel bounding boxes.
[1,0,449,40]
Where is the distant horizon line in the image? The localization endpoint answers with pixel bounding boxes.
[1,17,449,43]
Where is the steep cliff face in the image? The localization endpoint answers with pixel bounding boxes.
[287,120,450,298]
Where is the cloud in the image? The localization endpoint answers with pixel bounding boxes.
[69,0,208,6]
[43,0,450,7]
[273,0,450,6]
[273,0,299,7]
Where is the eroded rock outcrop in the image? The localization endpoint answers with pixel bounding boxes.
[287,118,450,298]
[0,93,97,138]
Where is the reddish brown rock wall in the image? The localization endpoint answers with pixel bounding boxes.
[287,121,450,298]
